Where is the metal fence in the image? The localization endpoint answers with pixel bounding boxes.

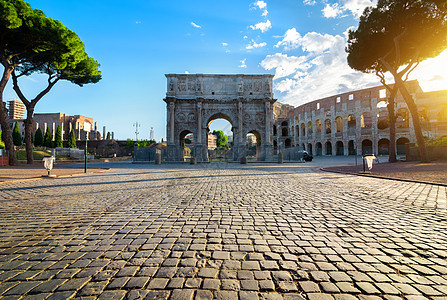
[133,146,165,162]
[208,148,233,161]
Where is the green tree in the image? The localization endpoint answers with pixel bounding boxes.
[106,132,111,140]
[12,121,22,146]
[43,127,52,148]
[34,127,43,146]
[0,0,101,164]
[346,0,447,162]
[0,131,4,148]
[212,130,228,149]
[54,125,63,148]
[0,0,62,165]
[67,129,77,148]
[125,139,135,149]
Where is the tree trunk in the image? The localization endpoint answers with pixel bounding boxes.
[395,78,429,162]
[12,73,60,165]
[24,106,35,164]
[387,87,398,163]
[0,67,18,166]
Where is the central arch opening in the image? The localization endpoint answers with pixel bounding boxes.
[179,130,193,161]
[247,130,262,161]
[207,113,233,161]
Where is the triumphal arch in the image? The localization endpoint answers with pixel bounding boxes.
[164,74,276,162]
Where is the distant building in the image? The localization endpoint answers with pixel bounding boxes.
[5,100,26,139]
[207,133,217,150]
[33,113,101,141]
[247,134,257,147]
[7,100,25,120]
[184,133,221,150]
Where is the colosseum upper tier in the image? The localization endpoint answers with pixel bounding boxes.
[273,80,447,156]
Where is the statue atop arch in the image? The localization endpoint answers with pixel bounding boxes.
[164,74,276,162]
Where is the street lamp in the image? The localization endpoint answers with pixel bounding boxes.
[84,132,88,173]
[133,122,140,141]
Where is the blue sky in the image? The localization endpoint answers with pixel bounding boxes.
[4,0,447,140]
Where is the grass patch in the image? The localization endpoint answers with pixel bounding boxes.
[17,150,51,160]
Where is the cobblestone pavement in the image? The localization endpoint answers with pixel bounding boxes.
[0,162,446,300]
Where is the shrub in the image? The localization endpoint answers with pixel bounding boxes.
[34,128,44,146]
[54,125,63,148]
[67,129,77,148]
[43,127,52,148]
[12,122,22,146]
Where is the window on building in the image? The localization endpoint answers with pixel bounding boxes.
[336,97,341,103]
[379,89,386,99]
[317,103,320,110]
[348,94,354,100]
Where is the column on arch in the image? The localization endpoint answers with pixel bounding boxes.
[237,100,246,160]
[166,100,176,161]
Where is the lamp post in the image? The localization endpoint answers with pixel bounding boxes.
[84,132,88,173]
[133,122,140,141]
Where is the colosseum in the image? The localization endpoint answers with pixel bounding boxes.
[273,80,447,157]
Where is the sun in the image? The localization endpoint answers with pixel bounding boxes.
[410,49,447,92]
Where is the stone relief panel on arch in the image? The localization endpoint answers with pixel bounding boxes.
[165,74,274,101]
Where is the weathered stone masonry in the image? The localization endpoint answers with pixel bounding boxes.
[164,74,275,162]
[274,80,447,157]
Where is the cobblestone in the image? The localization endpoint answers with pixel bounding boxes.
[0,162,446,299]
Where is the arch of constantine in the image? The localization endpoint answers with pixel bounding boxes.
[164,74,275,162]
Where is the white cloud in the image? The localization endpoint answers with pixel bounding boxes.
[243,36,248,39]
[261,30,380,105]
[253,1,269,16]
[250,20,272,33]
[300,32,344,53]
[254,0,267,9]
[190,22,201,28]
[275,28,301,50]
[246,40,267,50]
[303,0,316,5]
[343,0,376,18]
[322,3,343,18]
[185,71,190,74]
[222,42,228,46]
[321,0,376,19]
[275,29,344,53]
[260,53,310,78]
[239,58,247,68]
